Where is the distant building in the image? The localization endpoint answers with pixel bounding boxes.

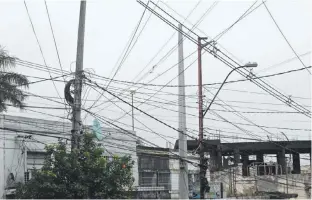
[0,114,138,198]
[1,115,237,199]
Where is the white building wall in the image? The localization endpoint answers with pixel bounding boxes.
[0,114,138,198]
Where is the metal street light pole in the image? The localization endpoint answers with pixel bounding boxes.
[198,37,257,199]
[198,37,216,199]
[201,63,256,199]
[203,63,258,117]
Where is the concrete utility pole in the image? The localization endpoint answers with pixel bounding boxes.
[198,36,208,199]
[130,90,135,132]
[72,0,86,151]
[178,23,189,199]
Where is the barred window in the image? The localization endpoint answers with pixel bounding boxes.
[139,171,156,187]
[139,156,169,170]
[140,157,154,169]
[139,171,171,190]
[158,172,170,189]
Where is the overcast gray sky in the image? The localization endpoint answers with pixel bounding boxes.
[0,0,311,160]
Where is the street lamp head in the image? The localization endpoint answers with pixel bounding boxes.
[243,62,258,68]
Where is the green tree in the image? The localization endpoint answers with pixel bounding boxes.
[15,133,135,199]
[0,47,29,112]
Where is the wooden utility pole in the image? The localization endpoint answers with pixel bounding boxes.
[72,0,86,150]
[198,36,207,199]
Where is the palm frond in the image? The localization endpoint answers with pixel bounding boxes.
[0,46,28,112]
[0,82,27,111]
[0,90,26,111]
[0,47,16,70]
[1,83,26,100]
[0,72,29,88]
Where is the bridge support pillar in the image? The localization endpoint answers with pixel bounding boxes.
[256,153,264,175]
[277,149,286,174]
[223,156,228,168]
[292,152,301,174]
[217,145,222,170]
[234,149,240,167]
[242,154,249,176]
[210,149,218,171]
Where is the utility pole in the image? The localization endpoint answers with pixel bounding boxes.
[72,0,86,151]
[198,36,208,199]
[178,23,189,199]
[130,90,135,132]
[197,37,257,199]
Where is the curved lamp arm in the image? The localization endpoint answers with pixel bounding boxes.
[281,132,289,141]
[203,64,257,117]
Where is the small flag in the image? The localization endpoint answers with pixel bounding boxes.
[92,119,103,141]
